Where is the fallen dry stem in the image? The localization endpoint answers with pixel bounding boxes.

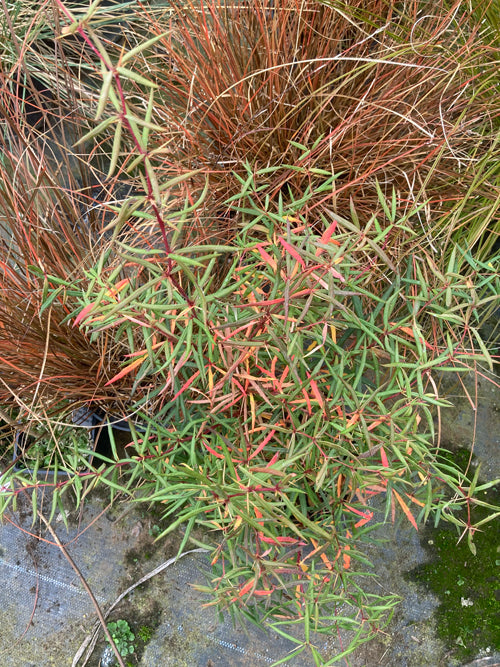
[36,508,126,667]
[72,547,209,666]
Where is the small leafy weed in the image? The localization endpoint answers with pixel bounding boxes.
[106,619,135,657]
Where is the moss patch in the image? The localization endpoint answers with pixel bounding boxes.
[407,449,500,663]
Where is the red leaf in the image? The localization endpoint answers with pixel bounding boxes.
[328,266,345,283]
[171,369,201,401]
[266,452,279,467]
[259,535,303,545]
[302,387,312,416]
[393,490,418,530]
[104,354,147,386]
[308,377,325,411]
[279,237,305,268]
[202,440,225,459]
[255,244,277,271]
[73,302,96,328]
[380,446,389,468]
[238,578,255,597]
[248,428,276,461]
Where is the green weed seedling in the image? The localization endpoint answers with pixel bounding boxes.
[106,619,135,657]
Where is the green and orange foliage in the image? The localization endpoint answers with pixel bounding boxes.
[0,0,160,421]
[32,174,494,662]
[53,165,498,410]
[0,2,498,662]
[5,0,496,270]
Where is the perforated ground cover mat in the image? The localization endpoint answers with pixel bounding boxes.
[0,491,318,667]
[0,488,498,666]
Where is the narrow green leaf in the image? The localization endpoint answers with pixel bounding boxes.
[120,31,171,65]
[142,88,155,146]
[117,66,158,88]
[73,116,116,146]
[106,121,122,179]
[95,69,114,120]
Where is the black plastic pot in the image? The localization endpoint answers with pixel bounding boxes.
[76,408,146,463]
[13,408,146,476]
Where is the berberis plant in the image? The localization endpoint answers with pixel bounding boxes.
[0,0,498,665]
